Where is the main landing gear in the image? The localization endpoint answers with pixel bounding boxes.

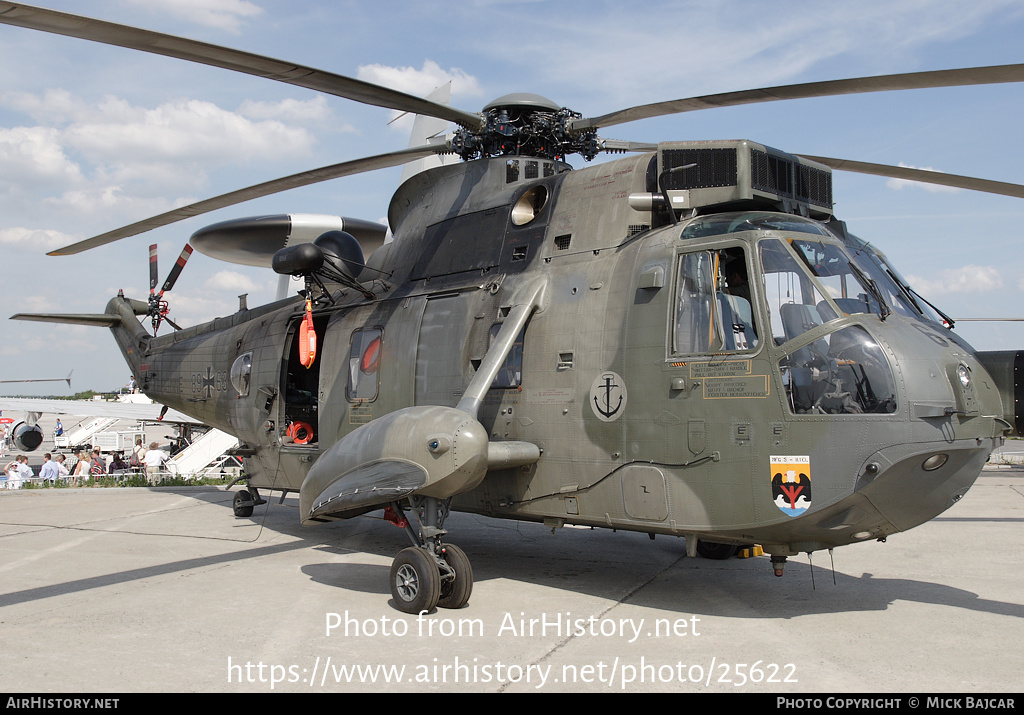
[385,497,473,614]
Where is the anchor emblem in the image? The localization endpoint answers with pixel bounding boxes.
[589,371,627,422]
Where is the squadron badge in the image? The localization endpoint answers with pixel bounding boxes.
[771,455,811,517]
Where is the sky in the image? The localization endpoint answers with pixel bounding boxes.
[2,0,1024,394]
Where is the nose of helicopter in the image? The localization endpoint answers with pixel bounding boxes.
[783,434,996,555]
[834,324,1009,540]
[851,439,993,535]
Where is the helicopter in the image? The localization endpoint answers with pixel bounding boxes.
[4,2,1024,615]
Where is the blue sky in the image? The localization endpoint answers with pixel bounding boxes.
[2,0,1024,394]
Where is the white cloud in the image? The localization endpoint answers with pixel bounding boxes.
[0,91,324,226]
[885,163,961,194]
[63,97,316,166]
[204,270,260,293]
[126,0,263,32]
[356,61,483,99]
[4,91,318,167]
[0,227,79,252]
[1,89,84,125]
[906,265,1003,296]
[0,126,84,191]
[238,96,338,126]
[168,277,276,326]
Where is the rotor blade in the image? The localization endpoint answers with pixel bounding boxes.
[0,374,70,384]
[0,2,483,130]
[572,64,1024,131]
[149,244,159,293]
[159,244,194,296]
[600,139,659,153]
[797,155,1024,199]
[48,143,449,256]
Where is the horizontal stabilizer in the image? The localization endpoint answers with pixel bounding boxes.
[10,313,120,327]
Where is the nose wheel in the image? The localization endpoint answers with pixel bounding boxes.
[387,498,473,614]
[390,547,441,614]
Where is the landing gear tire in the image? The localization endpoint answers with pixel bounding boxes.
[390,547,441,615]
[437,544,473,610]
[696,540,738,560]
[233,489,254,517]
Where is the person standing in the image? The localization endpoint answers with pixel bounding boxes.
[39,453,59,483]
[54,454,70,482]
[7,456,33,488]
[71,451,90,486]
[89,448,106,479]
[130,438,146,471]
[144,442,168,485]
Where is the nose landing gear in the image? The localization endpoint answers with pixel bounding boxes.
[387,497,473,614]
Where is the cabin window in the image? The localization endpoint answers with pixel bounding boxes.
[347,328,382,402]
[673,248,759,355]
[230,352,252,398]
[489,324,524,389]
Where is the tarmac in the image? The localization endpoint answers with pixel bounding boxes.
[0,458,1021,694]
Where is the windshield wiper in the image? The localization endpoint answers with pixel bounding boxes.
[882,268,955,329]
[907,285,956,329]
[847,262,890,321]
[883,268,925,315]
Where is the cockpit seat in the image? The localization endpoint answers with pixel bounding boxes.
[718,294,757,351]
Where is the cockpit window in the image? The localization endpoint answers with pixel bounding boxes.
[843,235,950,326]
[673,247,758,355]
[779,325,897,415]
[759,239,837,346]
[680,211,834,240]
[839,237,922,320]
[788,239,882,317]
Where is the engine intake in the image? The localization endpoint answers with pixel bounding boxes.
[11,422,44,452]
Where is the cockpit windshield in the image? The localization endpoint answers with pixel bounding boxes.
[787,239,885,318]
[842,235,950,327]
[757,238,898,415]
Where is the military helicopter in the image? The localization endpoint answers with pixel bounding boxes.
[4,3,1024,615]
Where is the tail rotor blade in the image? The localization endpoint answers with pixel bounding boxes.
[149,244,159,294]
[159,244,194,296]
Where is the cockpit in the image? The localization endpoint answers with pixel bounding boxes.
[673,211,952,415]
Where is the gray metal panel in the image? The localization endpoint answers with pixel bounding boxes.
[416,295,470,407]
[410,208,509,280]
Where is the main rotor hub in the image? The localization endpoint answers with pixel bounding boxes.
[453,93,601,162]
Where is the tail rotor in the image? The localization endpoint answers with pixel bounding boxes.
[147,243,193,333]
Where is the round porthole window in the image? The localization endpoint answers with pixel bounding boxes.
[230,352,252,397]
[511,185,549,226]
